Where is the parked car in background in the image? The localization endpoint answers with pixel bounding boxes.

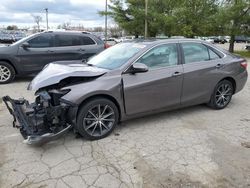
[103,38,119,46]
[205,37,214,43]
[0,33,15,43]
[235,36,250,43]
[224,36,231,43]
[0,31,106,84]
[120,36,135,42]
[13,32,26,42]
[246,44,250,51]
[213,36,227,44]
[3,39,248,145]
[170,36,185,39]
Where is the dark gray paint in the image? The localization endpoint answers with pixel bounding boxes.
[0,31,104,75]
[29,39,248,122]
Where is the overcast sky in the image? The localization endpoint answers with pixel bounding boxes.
[0,0,111,28]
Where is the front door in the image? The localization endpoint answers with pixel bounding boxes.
[122,43,183,115]
[17,33,55,73]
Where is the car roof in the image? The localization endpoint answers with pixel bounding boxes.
[124,38,206,46]
[43,31,91,35]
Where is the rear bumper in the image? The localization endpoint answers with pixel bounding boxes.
[235,70,248,94]
[2,95,73,145]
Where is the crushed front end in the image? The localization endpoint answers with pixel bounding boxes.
[2,89,76,145]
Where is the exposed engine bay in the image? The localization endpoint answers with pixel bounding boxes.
[3,89,74,145]
[2,62,107,145]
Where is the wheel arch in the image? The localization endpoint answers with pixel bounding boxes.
[0,59,17,74]
[77,94,121,121]
[220,77,236,94]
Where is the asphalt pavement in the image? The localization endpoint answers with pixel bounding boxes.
[0,52,249,188]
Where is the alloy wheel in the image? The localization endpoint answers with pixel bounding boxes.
[83,104,115,137]
[0,65,11,82]
[215,83,233,108]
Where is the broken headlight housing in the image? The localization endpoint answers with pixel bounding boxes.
[2,89,74,145]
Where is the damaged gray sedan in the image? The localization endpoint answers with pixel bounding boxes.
[2,39,248,145]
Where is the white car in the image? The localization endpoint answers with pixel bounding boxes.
[205,38,215,43]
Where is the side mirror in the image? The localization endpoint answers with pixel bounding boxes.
[127,63,148,74]
[21,42,30,49]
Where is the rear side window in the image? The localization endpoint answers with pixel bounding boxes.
[80,36,95,45]
[55,34,80,47]
[55,34,96,47]
[182,43,209,63]
[208,48,220,60]
[28,34,54,48]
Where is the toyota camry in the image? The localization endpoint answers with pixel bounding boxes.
[3,39,248,145]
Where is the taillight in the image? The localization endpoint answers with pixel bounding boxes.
[104,43,111,49]
[240,61,248,69]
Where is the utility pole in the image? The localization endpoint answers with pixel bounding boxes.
[45,8,48,31]
[145,0,148,39]
[105,0,108,42]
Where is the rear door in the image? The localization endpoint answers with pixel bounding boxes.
[122,43,183,115]
[52,34,100,62]
[53,34,85,61]
[79,35,104,60]
[180,42,225,106]
[17,33,55,72]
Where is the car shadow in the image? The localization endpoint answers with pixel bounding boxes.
[40,103,229,149]
[117,104,211,131]
[14,76,34,83]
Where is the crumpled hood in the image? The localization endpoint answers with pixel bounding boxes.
[28,61,107,91]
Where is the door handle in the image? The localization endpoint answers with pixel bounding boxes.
[77,48,85,51]
[215,64,222,68]
[172,72,182,77]
[47,50,54,53]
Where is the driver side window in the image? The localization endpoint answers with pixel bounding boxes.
[136,44,178,69]
[27,34,54,48]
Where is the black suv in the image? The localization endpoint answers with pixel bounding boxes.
[0,31,105,84]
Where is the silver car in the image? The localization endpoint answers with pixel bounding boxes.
[3,39,248,145]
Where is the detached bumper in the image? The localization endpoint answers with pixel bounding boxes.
[2,95,72,145]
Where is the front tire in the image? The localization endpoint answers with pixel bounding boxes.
[208,80,234,109]
[0,61,15,84]
[76,98,119,140]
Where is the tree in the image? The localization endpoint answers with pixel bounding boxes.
[217,0,250,52]
[62,22,71,30]
[172,0,220,37]
[109,25,123,37]
[101,0,220,38]
[6,25,18,30]
[93,27,104,32]
[100,0,145,37]
[101,0,249,53]
[100,0,181,37]
[32,15,42,32]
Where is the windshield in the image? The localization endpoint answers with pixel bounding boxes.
[87,43,145,70]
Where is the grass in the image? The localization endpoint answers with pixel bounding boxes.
[234,51,250,58]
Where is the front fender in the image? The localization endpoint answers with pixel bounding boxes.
[61,75,124,112]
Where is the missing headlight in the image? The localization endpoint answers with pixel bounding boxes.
[48,89,71,106]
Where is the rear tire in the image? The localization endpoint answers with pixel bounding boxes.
[0,61,15,84]
[76,98,119,140]
[208,80,234,109]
